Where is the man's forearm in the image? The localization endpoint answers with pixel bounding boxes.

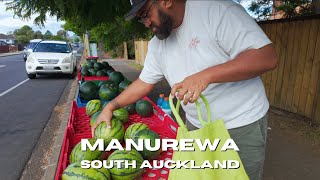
[201,44,278,84]
[106,78,155,111]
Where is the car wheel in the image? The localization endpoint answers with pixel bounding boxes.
[68,66,77,79]
[27,74,36,79]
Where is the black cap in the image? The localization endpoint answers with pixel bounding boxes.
[125,0,147,21]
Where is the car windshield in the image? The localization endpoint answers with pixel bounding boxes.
[27,42,38,49]
[34,43,70,53]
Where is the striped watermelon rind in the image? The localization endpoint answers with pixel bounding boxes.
[113,108,129,123]
[86,99,102,116]
[107,149,144,180]
[62,162,111,180]
[69,138,104,164]
[124,123,149,140]
[94,118,124,145]
[133,129,162,160]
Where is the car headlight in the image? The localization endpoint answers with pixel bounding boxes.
[62,57,71,63]
[26,57,34,63]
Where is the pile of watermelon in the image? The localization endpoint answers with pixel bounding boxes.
[79,70,133,102]
[63,61,164,180]
[81,61,114,77]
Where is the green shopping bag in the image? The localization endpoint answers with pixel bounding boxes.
[168,94,249,180]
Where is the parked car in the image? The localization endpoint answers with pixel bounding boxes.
[23,39,42,61]
[0,40,8,46]
[72,42,79,47]
[25,40,77,79]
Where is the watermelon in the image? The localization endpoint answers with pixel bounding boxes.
[102,68,109,75]
[133,129,161,160]
[102,61,110,68]
[136,100,153,117]
[90,59,98,63]
[113,108,129,123]
[107,149,144,180]
[124,103,136,114]
[94,118,124,145]
[98,80,117,88]
[90,111,101,127]
[81,62,88,67]
[69,138,104,163]
[89,68,98,76]
[124,123,149,140]
[62,163,111,180]
[80,67,90,76]
[118,79,132,93]
[109,71,124,85]
[99,84,118,101]
[94,62,104,71]
[107,69,115,76]
[96,70,106,76]
[80,81,99,100]
[86,100,102,116]
[87,61,94,68]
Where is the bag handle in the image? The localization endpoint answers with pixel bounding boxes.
[169,94,211,129]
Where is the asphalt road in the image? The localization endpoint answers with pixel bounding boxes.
[0,47,82,180]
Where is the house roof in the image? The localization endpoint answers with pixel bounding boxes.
[0,33,15,39]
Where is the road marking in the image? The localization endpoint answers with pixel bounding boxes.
[0,65,6,68]
[0,78,29,97]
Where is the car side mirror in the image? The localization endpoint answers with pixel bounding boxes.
[27,49,33,53]
[72,50,77,54]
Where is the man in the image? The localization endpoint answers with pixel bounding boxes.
[92,0,278,179]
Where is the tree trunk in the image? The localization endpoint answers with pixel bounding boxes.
[123,42,128,60]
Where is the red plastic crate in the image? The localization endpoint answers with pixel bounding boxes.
[77,67,110,81]
[56,98,179,180]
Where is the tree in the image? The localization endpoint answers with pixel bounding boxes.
[6,0,131,31]
[43,30,53,40]
[276,0,314,18]
[73,37,80,43]
[57,29,67,40]
[34,30,43,39]
[246,0,316,20]
[13,25,34,44]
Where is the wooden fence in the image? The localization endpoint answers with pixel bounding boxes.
[134,40,148,66]
[259,15,320,123]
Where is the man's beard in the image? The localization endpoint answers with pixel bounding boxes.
[153,9,173,40]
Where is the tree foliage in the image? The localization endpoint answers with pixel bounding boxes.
[90,17,151,51]
[34,30,43,39]
[6,0,131,30]
[276,0,314,18]
[13,25,34,44]
[43,30,53,40]
[246,0,316,21]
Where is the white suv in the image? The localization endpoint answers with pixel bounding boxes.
[25,40,77,79]
[23,39,42,61]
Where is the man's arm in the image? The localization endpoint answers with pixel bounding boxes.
[172,44,278,105]
[92,78,155,134]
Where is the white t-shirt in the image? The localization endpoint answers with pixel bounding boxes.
[139,0,272,129]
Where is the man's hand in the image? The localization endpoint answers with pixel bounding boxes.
[91,105,113,137]
[171,72,210,105]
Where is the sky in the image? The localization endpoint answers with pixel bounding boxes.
[0,1,66,35]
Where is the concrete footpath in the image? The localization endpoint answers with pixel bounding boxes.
[0,51,23,57]
[40,59,320,180]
